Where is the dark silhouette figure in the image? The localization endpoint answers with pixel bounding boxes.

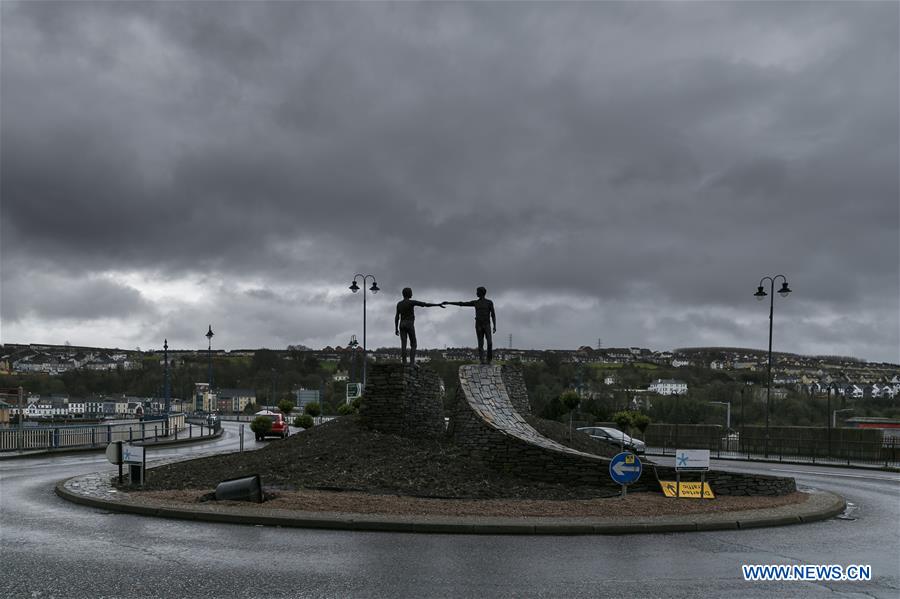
[395,287,444,365]
[443,287,497,364]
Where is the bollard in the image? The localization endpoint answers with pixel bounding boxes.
[154,425,158,442]
[240,424,244,453]
[215,474,263,503]
[189,424,192,438]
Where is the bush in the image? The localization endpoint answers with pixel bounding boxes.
[304,401,321,418]
[612,410,634,433]
[337,402,355,416]
[250,416,272,437]
[294,414,314,429]
[632,413,651,435]
[560,390,581,412]
[277,399,295,416]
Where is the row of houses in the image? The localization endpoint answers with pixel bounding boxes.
[1,349,140,375]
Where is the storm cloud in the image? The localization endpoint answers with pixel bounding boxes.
[1,1,897,362]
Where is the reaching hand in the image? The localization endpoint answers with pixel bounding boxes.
[438,304,446,309]
[493,326,497,334]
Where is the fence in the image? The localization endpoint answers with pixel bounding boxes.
[650,429,899,467]
[0,414,191,452]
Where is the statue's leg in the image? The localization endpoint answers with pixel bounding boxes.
[485,327,493,364]
[476,323,485,364]
[400,326,409,363]
[409,325,418,364]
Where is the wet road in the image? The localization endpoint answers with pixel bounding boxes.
[1,422,898,598]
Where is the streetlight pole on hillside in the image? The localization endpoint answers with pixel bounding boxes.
[349,274,379,389]
[206,325,215,412]
[754,274,792,458]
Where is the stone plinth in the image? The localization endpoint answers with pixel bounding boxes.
[359,363,445,439]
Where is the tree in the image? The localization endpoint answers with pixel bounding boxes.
[250,415,272,441]
[560,389,581,440]
[632,413,651,436]
[304,401,321,418]
[294,414,314,429]
[277,398,295,417]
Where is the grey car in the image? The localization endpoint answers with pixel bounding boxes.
[577,426,646,454]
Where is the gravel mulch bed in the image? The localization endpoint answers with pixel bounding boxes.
[133,488,808,518]
[137,415,621,500]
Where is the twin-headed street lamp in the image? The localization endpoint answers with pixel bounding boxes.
[754,275,792,457]
[349,274,379,389]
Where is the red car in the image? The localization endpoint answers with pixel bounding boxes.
[254,410,290,440]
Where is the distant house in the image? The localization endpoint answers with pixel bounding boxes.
[216,388,255,413]
[648,379,688,396]
[671,359,692,368]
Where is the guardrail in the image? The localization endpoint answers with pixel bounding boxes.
[650,435,900,467]
[0,415,195,452]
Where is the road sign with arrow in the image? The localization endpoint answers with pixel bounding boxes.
[609,451,642,486]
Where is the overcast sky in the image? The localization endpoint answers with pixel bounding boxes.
[1,1,898,363]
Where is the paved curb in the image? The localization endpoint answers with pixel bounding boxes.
[55,474,846,536]
[0,429,223,460]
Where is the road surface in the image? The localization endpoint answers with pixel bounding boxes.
[1,422,897,598]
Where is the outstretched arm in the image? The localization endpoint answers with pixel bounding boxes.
[413,300,445,309]
[444,300,476,307]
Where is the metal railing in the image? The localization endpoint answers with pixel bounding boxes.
[0,414,201,452]
[649,435,899,467]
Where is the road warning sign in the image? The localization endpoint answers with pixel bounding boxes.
[660,481,715,499]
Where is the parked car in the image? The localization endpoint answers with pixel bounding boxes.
[253,410,289,440]
[576,426,646,454]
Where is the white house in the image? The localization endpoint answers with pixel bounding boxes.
[671,359,692,368]
[648,379,688,396]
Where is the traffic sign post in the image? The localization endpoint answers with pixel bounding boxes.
[675,449,710,499]
[122,444,146,485]
[609,451,642,498]
[106,441,124,483]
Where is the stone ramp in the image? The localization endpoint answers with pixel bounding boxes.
[452,365,630,489]
[457,364,603,461]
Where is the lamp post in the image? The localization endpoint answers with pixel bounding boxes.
[349,274,379,389]
[205,325,214,414]
[163,339,171,415]
[754,275,792,457]
[708,401,731,430]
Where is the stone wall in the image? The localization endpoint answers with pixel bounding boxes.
[450,364,796,496]
[359,363,445,439]
[652,466,797,496]
[500,365,531,416]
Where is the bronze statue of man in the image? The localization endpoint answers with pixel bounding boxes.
[443,286,497,364]
[395,287,444,365]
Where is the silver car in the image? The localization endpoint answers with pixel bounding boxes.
[577,426,646,454]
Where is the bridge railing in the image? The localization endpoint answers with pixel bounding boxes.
[0,414,189,452]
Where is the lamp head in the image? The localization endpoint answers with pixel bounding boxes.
[349,280,360,293]
[754,286,767,301]
[778,281,792,297]
[370,281,379,294]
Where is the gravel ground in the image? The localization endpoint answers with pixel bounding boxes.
[131,415,803,519]
[136,415,623,500]
[135,488,809,518]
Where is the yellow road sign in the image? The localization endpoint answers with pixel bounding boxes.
[660,481,715,499]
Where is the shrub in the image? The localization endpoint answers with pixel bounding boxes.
[560,390,581,412]
[304,401,321,418]
[612,410,634,433]
[277,399,295,417]
[294,414,314,429]
[337,403,355,416]
[632,413,651,435]
[250,416,272,437]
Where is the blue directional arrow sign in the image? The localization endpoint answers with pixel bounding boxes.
[609,451,642,485]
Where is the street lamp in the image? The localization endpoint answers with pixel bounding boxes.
[754,274,792,457]
[163,339,171,415]
[349,274,379,389]
[708,401,731,430]
[205,325,214,414]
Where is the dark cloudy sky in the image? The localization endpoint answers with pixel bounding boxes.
[1,1,898,363]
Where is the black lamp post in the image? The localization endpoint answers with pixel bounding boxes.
[349,274,379,389]
[754,275,792,457]
[205,325,214,413]
[163,339,171,415]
